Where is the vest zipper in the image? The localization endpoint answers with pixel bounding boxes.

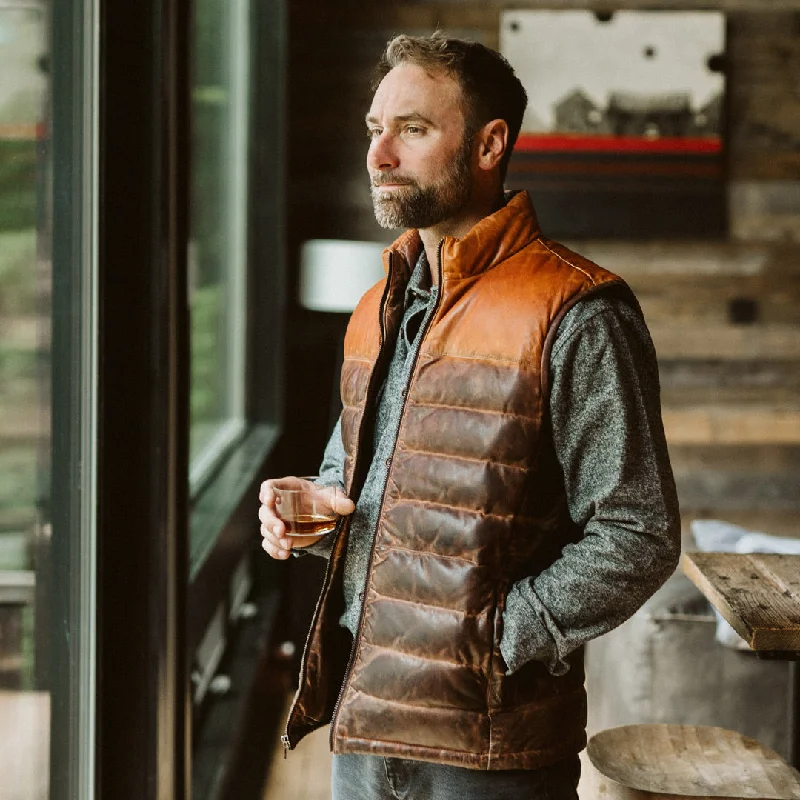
[281,514,347,754]
[282,253,396,757]
[328,240,445,752]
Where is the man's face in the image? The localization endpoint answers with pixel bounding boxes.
[366,63,474,230]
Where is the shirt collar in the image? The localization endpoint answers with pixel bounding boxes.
[406,250,433,303]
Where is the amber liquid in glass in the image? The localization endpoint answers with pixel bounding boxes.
[284,514,337,536]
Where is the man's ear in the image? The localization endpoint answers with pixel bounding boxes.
[476,119,509,172]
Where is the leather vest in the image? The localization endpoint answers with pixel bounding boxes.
[285,192,625,770]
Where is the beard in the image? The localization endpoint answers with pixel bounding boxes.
[370,135,474,230]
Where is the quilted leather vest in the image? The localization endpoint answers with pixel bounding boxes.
[285,191,625,770]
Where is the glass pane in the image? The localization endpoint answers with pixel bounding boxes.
[0,4,51,796]
[189,0,249,477]
[0,0,95,797]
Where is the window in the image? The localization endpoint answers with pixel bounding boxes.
[185,0,285,765]
[186,0,284,583]
[0,0,284,793]
[189,0,251,490]
[0,0,97,796]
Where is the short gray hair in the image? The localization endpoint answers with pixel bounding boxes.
[373,32,528,180]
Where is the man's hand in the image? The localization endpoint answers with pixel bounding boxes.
[258,476,355,560]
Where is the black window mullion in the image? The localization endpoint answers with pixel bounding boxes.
[97,0,190,795]
[248,0,286,428]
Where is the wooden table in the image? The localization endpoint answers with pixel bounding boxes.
[682,551,800,767]
[682,552,800,657]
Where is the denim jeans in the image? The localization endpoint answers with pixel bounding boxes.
[331,753,580,800]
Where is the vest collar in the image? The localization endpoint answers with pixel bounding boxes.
[382,190,542,284]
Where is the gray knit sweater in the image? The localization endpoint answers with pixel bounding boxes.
[305,251,681,677]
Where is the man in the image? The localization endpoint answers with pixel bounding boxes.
[259,32,681,800]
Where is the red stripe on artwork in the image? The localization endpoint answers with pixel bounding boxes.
[514,134,722,154]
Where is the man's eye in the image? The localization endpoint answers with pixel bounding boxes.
[405,126,424,135]
[367,128,382,139]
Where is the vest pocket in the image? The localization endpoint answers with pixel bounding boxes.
[487,582,510,710]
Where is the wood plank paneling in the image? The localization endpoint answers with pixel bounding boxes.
[281,7,800,656]
[728,14,800,180]
[288,3,800,250]
[412,0,800,9]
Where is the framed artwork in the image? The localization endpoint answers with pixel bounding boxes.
[501,11,726,239]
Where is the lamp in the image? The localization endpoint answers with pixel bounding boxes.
[299,239,387,313]
[298,239,388,430]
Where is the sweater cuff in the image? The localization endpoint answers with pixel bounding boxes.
[292,527,337,560]
[499,581,571,677]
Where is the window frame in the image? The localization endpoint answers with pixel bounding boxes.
[92,0,285,793]
[184,0,286,783]
[186,0,285,591]
[95,0,191,795]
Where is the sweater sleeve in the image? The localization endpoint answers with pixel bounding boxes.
[318,415,347,492]
[499,291,681,676]
[292,416,347,560]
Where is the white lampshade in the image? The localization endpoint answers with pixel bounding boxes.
[299,239,387,313]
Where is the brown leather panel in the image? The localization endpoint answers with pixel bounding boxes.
[368,547,494,614]
[410,354,543,420]
[333,734,490,769]
[362,597,492,668]
[436,192,542,282]
[336,729,589,771]
[385,448,534,517]
[339,404,363,494]
[489,690,587,755]
[423,297,543,373]
[340,360,373,409]
[387,229,420,283]
[499,650,585,708]
[347,643,487,711]
[334,730,587,771]
[340,406,363,439]
[335,690,490,752]
[285,521,353,743]
[398,403,539,466]
[343,283,384,359]
[427,265,599,364]
[538,235,620,288]
[379,502,518,563]
[342,454,354,495]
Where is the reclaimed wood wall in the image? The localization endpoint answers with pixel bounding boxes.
[286,2,800,249]
[278,0,800,681]
[278,0,800,493]
[278,0,800,469]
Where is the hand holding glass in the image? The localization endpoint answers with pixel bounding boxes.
[272,476,343,537]
[259,476,354,559]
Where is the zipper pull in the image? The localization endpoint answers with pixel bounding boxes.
[281,734,291,759]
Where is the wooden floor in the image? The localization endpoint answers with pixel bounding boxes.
[262,694,333,800]
[0,691,50,800]
[261,693,600,799]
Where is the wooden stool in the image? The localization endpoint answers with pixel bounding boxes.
[586,724,800,800]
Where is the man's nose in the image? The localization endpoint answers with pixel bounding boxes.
[367,132,399,172]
